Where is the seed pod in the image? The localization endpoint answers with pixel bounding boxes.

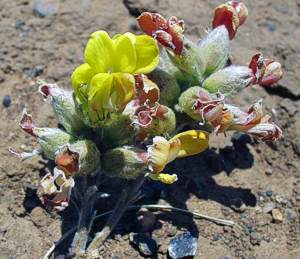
[39,83,89,135]
[19,110,75,160]
[177,86,202,121]
[198,25,230,76]
[55,139,101,176]
[102,147,148,180]
[202,65,254,95]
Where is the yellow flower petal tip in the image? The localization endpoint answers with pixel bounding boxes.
[148,173,178,184]
[147,136,180,173]
[171,130,209,158]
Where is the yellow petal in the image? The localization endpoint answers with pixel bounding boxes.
[85,31,114,73]
[113,73,136,108]
[134,35,160,74]
[88,73,113,121]
[171,130,209,158]
[113,33,137,73]
[148,136,180,173]
[148,173,178,184]
[71,63,95,102]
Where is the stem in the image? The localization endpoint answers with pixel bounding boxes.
[86,176,145,255]
[43,204,235,259]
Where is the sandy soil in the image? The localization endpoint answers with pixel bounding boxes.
[0,0,299,258]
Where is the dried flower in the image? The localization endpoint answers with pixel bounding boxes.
[249,53,283,87]
[19,110,74,160]
[137,12,184,55]
[55,140,101,176]
[212,1,248,40]
[37,167,74,211]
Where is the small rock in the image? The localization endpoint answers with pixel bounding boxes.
[272,208,283,223]
[33,0,59,17]
[212,234,221,241]
[15,20,25,30]
[266,20,277,32]
[280,98,297,116]
[129,233,157,256]
[262,202,275,214]
[2,95,11,107]
[137,209,156,232]
[286,209,297,222]
[265,168,273,176]
[266,190,273,197]
[292,141,300,156]
[230,198,247,213]
[250,232,261,246]
[168,232,198,259]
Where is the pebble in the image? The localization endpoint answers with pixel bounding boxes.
[266,190,273,197]
[129,233,157,256]
[168,232,198,259]
[292,141,300,156]
[266,20,277,32]
[33,0,59,17]
[286,209,297,222]
[250,232,261,246]
[230,198,247,213]
[265,168,273,175]
[2,95,11,107]
[15,20,25,30]
[262,202,275,214]
[272,208,283,223]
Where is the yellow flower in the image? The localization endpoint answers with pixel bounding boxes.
[147,130,209,184]
[71,31,159,125]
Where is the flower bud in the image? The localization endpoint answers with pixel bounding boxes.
[198,25,230,76]
[39,83,89,134]
[212,1,248,40]
[102,147,148,180]
[137,12,184,55]
[167,38,205,83]
[148,68,181,107]
[134,74,160,104]
[37,167,74,211]
[202,65,253,95]
[19,110,75,160]
[249,53,283,87]
[55,140,101,176]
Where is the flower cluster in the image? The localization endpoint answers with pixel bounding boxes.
[13,1,282,211]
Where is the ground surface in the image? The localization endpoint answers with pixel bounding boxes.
[0,0,300,258]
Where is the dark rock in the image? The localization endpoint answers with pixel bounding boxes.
[168,232,198,259]
[15,20,25,30]
[33,0,59,17]
[292,141,300,156]
[2,95,11,107]
[129,233,157,256]
[286,209,297,222]
[266,190,273,197]
[266,20,277,32]
[123,0,158,17]
[250,232,261,246]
